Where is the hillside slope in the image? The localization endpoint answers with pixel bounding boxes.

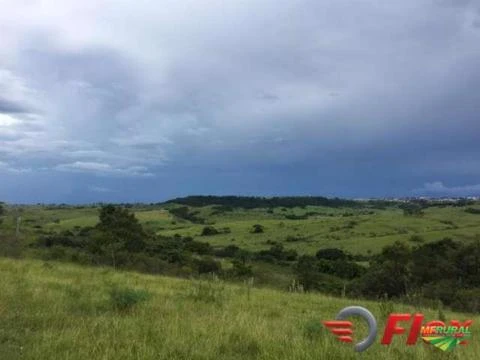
[0,258,478,359]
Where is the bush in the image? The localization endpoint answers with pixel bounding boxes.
[256,244,297,262]
[184,240,212,254]
[408,235,424,243]
[194,257,222,274]
[316,248,348,261]
[201,226,219,236]
[215,245,240,257]
[228,260,253,278]
[251,224,264,233]
[108,286,151,312]
[317,259,365,279]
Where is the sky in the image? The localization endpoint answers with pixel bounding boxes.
[1,0,480,203]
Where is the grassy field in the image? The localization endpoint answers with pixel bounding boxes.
[0,257,478,360]
[4,202,480,256]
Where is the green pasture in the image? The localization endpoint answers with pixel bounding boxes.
[0,257,478,360]
[1,203,479,255]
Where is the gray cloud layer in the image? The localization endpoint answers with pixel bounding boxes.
[1,0,480,201]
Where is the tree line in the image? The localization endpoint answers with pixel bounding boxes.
[165,195,364,209]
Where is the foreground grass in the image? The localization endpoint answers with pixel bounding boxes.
[0,258,478,359]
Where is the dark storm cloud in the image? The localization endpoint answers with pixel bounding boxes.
[1,0,480,202]
[19,46,142,124]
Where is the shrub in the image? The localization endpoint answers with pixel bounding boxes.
[317,259,365,279]
[251,224,264,233]
[215,244,240,257]
[108,286,151,312]
[184,240,212,254]
[229,260,253,278]
[201,226,219,236]
[408,235,424,243]
[256,244,297,262]
[316,248,348,261]
[194,257,222,274]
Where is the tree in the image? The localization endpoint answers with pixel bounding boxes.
[230,259,253,277]
[295,255,321,291]
[410,237,459,286]
[455,240,480,287]
[401,203,424,216]
[96,205,146,268]
[356,241,411,298]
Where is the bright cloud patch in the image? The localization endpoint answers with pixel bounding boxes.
[56,162,154,177]
[414,182,480,196]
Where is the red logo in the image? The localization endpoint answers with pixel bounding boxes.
[323,320,354,343]
[324,306,473,352]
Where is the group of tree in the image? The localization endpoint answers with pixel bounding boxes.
[165,195,363,209]
[33,205,257,279]
[168,206,205,223]
[401,203,425,216]
[295,239,480,312]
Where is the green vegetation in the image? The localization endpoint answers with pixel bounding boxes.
[1,258,479,359]
[1,196,480,358]
[3,199,480,257]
